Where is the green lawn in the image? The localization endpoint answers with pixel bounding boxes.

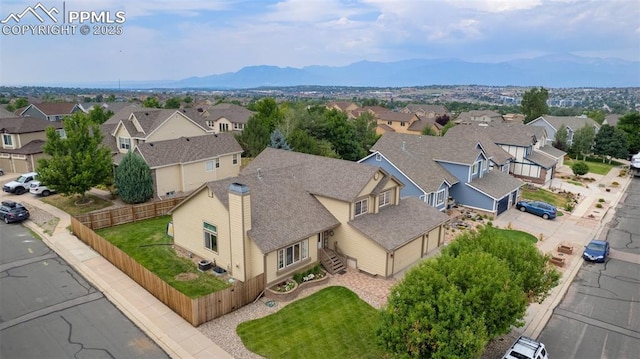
[521,186,571,212]
[95,216,230,298]
[237,286,388,359]
[490,226,537,244]
[564,158,616,175]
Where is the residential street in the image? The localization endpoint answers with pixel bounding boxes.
[0,195,169,359]
[537,177,640,358]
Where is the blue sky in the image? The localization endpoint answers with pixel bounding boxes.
[1,0,639,86]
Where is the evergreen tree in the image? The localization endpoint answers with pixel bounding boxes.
[593,124,629,162]
[553,124,569,151]
[115,152,154,204]
[269,129,292,150]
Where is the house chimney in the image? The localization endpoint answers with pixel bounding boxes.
[228,182,251,282]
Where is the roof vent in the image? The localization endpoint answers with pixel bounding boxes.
[402,141,406,151]
[257,168,263,179]
[149,143,154,147]
[145,112,149,116]
[197,108,203,112]
[186,137,190,141]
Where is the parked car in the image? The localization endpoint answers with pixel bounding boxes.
[3,171,38,195]
[0,200,30,224]
[515,200,557,220]
[29,181,56,196]
[583,239,610,263]
[502,336,549,359]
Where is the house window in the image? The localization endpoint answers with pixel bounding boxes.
[400,122,406,127]
[472,161,480,175]
[118,137,131,150]
[375,153,381,161]
[387,121,392,125]
[354,198,368,217]
[233,154,238,165]
[205,160,214,172]
[203,222,218,252]
[215,158,220,168]
[435,189,446,206]
[277,240,308,270]
[2,134,13,148]
[220,123,229,132]
[56,129,67,139]
[233,123,244,130]
[206,120,214,128]
[379,190,391,208]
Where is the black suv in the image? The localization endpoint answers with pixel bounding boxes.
[0,201,30,223]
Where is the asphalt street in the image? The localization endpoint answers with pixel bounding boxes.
[0,220,169,359]
[538,178,640,358]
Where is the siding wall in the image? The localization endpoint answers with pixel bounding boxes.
[146,113,208,142]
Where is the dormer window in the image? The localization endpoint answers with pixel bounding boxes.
[2,134,13,148]
[354,198,368,217]
[118,136,131,150]
[379,190,391,208]
[472,161,480,175]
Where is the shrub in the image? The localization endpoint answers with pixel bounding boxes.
[564,203,574,212]
[115,152,154,204]
[571,161,589,176]
[596,203,603,208]
[598,198,605,203]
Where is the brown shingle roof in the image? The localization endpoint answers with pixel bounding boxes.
[205,165,341,254]
[349,197,449,251]
[135,133,242,168]
[30,102,79,115]
[0,116,63,133]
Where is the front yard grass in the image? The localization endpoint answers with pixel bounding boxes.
[95,215,230,298]
[41,193,113,216]
[521,186,572,211]
[237,286,388,359]
[491,226,537,245]
[564,158,616,175]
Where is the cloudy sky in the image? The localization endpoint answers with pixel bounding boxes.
[1,0,638,86]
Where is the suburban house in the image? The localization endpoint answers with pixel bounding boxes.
[447,123,565,185]
[361,132,523,216]
[0,116,64,173]
[326,101,360,118]
[169,147,450,287]
[373,111,422,135]
[101,107,243,198]
[527,115,600,146]
[401,104,449,119]
[134,134,243,198]
[15,102,82,121]
[443,125,515,173]
[454,110,504,124]
[184,103,255,133]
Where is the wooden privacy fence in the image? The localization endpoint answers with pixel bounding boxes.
[70,216,265,326]
[74,197,185,230]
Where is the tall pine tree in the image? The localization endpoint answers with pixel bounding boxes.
[115,152,154,204]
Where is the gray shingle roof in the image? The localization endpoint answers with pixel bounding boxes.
[349,197,449,251]
[130,109,176,135]
[533,115,600,131]
[456,122,538,147]
[466,170,523,200]
[135,133,242,168]
[444,125,514,165]
[0,106,16,118]
[538,144,566,159]
[526,150,557,169]
[243,148,382,202]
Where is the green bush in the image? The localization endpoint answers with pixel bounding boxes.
[115,152,154,204]
[571,161,589,176]
[598,198,605,203]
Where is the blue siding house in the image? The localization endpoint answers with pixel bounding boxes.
[362,132,523,216]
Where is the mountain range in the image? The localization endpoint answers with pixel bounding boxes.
[119,54,640,89]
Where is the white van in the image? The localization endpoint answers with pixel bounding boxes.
[502,336,549,359]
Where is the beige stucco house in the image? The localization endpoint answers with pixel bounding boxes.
[0,117,64,173]
[170,148,449,287]
[103,108,243,198]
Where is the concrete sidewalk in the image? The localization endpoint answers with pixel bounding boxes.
[0,183,233,359]
[494,164,633,339]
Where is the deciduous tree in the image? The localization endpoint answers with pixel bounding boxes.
[115,152,154,204]
[521,87,549,123]
[553,124,569,151]
[87,106,113,124]
[37,112,113,203]
[164,97,182,109]
[571,125,596,160]
[143,96,162,108]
